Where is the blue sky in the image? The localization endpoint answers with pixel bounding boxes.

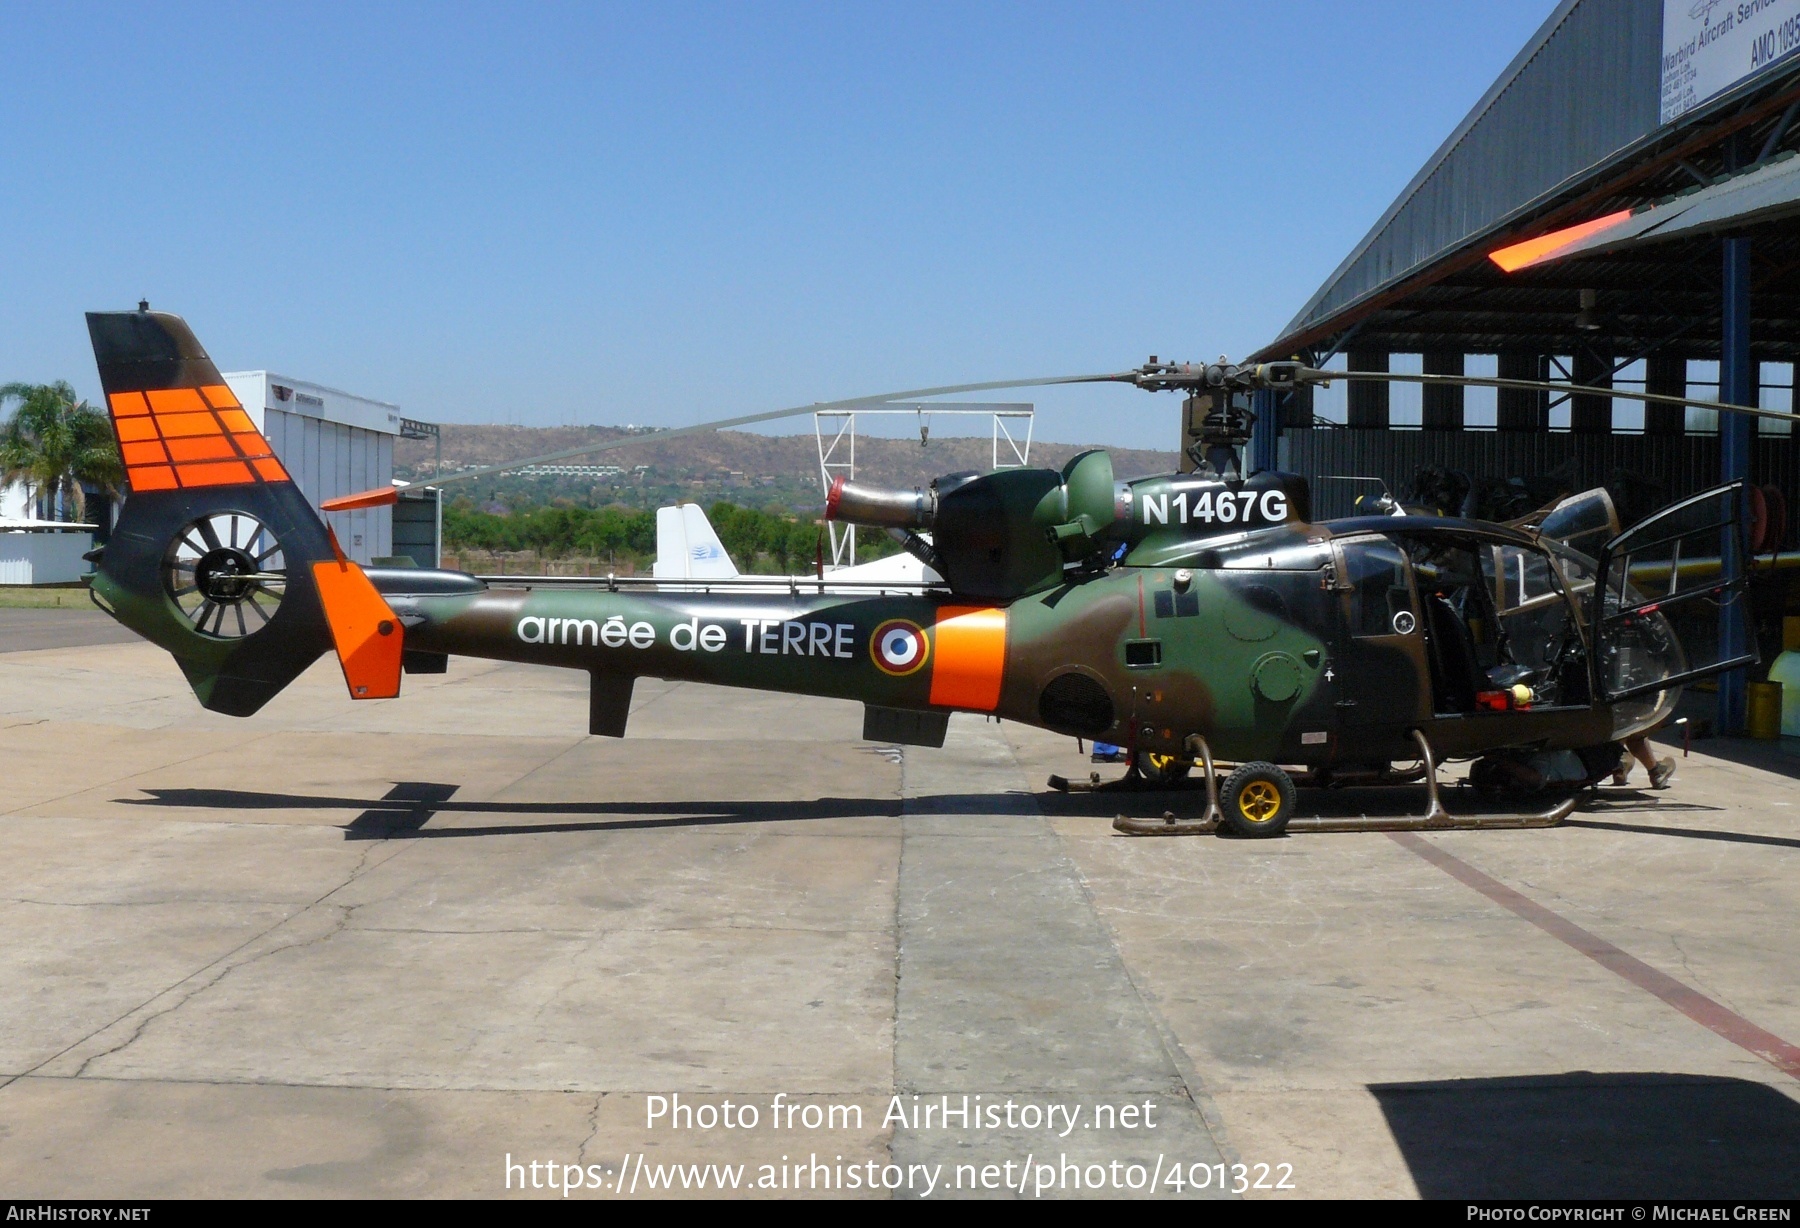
[2,2,1555,450]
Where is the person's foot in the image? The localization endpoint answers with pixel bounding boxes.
[1612,751,1631,785]
[1649,757,1676,789]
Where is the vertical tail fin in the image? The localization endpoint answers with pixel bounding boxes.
[86,308,401,713]
[653,503,739,579]
[90,313,293,494]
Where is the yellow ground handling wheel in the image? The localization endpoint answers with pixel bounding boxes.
[1219,761,1296,838]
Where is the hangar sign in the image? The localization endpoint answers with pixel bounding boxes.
[1663,0,1800,124]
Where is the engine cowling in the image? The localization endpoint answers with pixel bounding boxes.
[828,451,1120,601]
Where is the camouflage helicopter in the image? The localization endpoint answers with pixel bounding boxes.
[80,308,1773,839]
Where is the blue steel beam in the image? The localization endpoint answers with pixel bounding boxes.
[1718,235,1752,735]
[1250,389,1279,474]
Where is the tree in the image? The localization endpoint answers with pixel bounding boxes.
[0,382,122,522]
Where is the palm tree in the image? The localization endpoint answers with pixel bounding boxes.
[0,381,123,523]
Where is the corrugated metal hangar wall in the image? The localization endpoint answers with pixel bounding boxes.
[222,372,399,566]
[1247,0,1800,732]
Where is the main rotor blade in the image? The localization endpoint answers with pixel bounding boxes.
[338,357,1794,516]
[1311,369,1796,424]
[420,372,1126,488]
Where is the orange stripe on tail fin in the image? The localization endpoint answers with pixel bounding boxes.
[85,308,344,719]
[90,315,288,495]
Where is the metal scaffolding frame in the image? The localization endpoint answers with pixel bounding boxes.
[813,403,1033,569]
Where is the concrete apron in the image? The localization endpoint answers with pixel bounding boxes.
[893,715,1232,1199]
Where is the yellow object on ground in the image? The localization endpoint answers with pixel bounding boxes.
[1747,679,1782,740]
[1785,616,1800,652]
[1766,652,1800,735]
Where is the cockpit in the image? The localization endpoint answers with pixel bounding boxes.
[1332,520,1686,740]
[1405,534,1593,711]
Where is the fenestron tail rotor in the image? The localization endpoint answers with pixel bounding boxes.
[85,307,403,715]
[162,511,288,640]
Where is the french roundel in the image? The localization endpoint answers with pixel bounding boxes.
[871,619,930,676]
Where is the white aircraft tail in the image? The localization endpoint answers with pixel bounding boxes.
[653,503,740,579]
[655,501,940,587]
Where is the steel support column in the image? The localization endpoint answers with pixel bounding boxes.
[1644,353,1687,436]
[1348,351,1389,429]
[1719,235,1753,736]
[1497,352,1548,430]
[1422,351,1464,430]
[1571,349,1613,435]
[1250,389,1279,474]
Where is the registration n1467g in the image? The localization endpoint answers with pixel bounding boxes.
[1140,484,1288,528]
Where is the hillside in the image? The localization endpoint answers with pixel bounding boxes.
[398,423,1180,511]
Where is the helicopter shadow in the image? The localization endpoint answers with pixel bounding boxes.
[1563,816,1800,851]
[1551,788,1800,850]
[122,781,1794,849]
[120,782,1028,840]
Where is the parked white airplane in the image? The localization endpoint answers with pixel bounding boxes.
[652,504,740,580]
[652,502,939,590]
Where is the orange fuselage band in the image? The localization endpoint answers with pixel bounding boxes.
[929,605,1007,711]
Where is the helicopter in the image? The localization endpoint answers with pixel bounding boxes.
[78,307,1771,839]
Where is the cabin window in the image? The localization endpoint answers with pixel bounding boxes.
[1347,534,1592,713]
[1410,540,1509,714]
[1412,543,1502,670]
[1339,540,1415,638]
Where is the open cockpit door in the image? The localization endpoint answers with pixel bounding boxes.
[1591,482,1755,702]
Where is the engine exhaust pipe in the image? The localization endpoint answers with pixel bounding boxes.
[826,477,936,530]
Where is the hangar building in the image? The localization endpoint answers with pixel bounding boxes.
[220,372,398,566]
[3,368,441,581]
[218,372,439,569]
[1244,0,1800,733]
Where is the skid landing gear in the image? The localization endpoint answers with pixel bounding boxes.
[1112,730,1579,838]
[1105,736,1228,834]
[1047,751,1191,794]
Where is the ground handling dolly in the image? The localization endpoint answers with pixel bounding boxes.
[1108,731,1580,838]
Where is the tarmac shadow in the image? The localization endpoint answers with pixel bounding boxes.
[1370,1071,1800,1199]
[1564,816,1800,851]
[121,783,1030,839]
[124,782,1785,846]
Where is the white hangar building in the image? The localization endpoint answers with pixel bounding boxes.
[220,372,401,566]
[5,370,436,583]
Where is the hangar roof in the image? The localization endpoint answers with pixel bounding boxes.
[1254,0,1800,364]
